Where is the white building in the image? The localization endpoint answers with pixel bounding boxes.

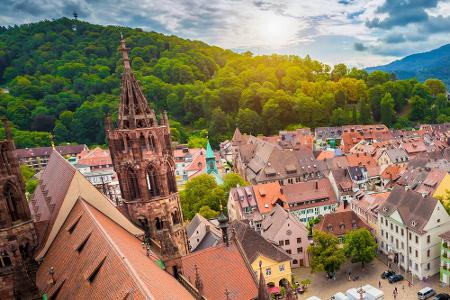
[378,186,450,280]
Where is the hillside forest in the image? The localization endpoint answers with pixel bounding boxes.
[0,18,448,149]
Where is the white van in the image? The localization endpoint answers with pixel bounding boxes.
[417,287,436,300]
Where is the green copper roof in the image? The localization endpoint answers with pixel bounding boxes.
[206,140,215,159]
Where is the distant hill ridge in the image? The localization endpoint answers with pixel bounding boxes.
[366,44,450,86]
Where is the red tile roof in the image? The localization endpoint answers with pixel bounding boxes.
[16,144,87,159]
[30,150,76,243]
[253,182,288,214]
[36,199,193,299]
[282,178,337,209]
[315,210,370,237]
[77,147,112,167]
[381,164,405,181]
[181,243,257,300]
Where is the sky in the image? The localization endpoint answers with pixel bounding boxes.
[1,0,450,67]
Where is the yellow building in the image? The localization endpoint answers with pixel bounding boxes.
[251,254,292,287]
[233,220,292,287]
[433,173,450,200]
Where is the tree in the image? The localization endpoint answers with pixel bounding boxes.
[331,64,348,81]
[198,205,219,219]
[222,172,249,202]
[366,70,389,88]
[343,228,377,268]
[236,108,263,135]
[409,95,428,121]
[425,78,446,97]
[308,231,346,278]
[180,174,225,220]
[358,98,371,124]
[380,93,395,127]
[20,165,38,196]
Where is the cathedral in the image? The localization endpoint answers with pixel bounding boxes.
[105,38,188,273]
[0,119,38,299]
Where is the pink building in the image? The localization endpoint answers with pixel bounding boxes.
[261,204,310,268]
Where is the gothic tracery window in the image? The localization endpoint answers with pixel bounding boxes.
[146,165,160,197]
[3,182,20,222]
[166,163,177,194]
[127,168,140,200]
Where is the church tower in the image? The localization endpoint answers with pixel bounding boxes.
[0,119,38,299]
[106,39,188,265]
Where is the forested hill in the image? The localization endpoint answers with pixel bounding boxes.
[366,44,450,87]
[0,18,449,149]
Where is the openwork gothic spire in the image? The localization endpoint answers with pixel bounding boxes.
[118,38,156,130]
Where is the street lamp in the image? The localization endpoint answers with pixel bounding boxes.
[356,286,365,300]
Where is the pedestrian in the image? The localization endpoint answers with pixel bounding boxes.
[394,286,398,293]
[378,281,381,288]
[348,275,351,281]
[402,284,404,291]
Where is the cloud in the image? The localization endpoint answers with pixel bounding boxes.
[366,0,439,29]
[383,33,406,43]
[354,42,367,51]
[0,0,448,67]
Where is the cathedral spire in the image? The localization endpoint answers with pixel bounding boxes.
[119,36,131,71]
[117,38,156,130]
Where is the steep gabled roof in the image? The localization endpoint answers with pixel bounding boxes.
[378,186,438,234]
[31,150,142,260]
[232,220,291,263]
[261,204,307,241]
[36,199,193,299]
[181,243,257,300]
[315,210,369,237]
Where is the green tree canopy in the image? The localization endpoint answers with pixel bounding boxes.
[308,231,346,277]
[343,228,377,268]
[180,174,225,220]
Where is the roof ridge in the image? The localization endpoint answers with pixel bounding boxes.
[80,200,154,299]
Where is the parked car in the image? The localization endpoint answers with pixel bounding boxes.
[417,287,436,299]
[432,293,449,300]
[381,270,395,279]
[388,274,403,283]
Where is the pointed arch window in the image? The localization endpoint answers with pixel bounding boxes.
[146,165,160,197]
[3,182,21,222]
[149,135,156,151]
[166,163,177,194]
[172,210,180,225]
[155,217,163,231]
[127,168,140,200]
[139,134,147,151]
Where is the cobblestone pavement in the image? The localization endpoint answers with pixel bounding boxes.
[292,257,447,300]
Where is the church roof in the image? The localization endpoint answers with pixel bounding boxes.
[36,199,193,299]
[30,150,142,260]
[206,140,215,159]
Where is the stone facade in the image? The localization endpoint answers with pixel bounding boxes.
[106,40,188,268]
[0,119,38,299]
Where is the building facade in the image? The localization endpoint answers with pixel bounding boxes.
[0,119,38,299]
[440,231,450,287]
[106,39,188,271]
[378,187,450,280]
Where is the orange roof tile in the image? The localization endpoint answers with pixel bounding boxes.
[181,243,257,300]
[346,153,377,168]
[315,210,370,237]
[36,199,193,299]
[253,182,288,214]
[381,164,405,180]
[317,151,335,160]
